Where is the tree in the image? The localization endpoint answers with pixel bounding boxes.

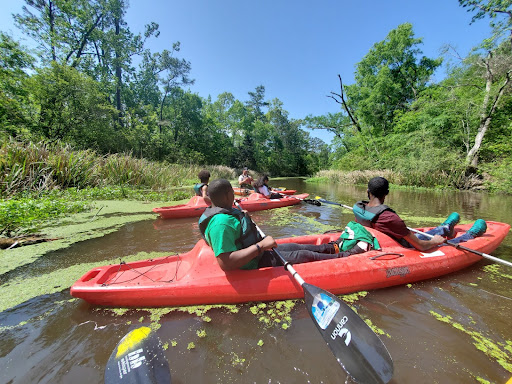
[459,0,512,49]
[457,1,512,166]
[0,33,35,138]
[245,85,269,121]
[345,23,442,135]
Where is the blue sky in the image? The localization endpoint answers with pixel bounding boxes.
[1,0,493,143]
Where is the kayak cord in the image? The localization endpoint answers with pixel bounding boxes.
[102,254,182,286]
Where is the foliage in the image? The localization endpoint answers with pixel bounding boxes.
[0,139,237,197]
[0,32,35,139]
[0,196,91,237]
[345,23,442,135]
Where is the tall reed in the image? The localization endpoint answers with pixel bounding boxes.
[1,140,238,197]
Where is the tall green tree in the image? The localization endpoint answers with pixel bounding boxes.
[245,85,269,121]
[457,1,512,167]
[0,33,35,139]
[345,23,442,135]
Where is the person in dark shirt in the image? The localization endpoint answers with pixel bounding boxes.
[353,177,487,251]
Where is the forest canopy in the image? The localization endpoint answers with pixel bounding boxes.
[1,0,511,191]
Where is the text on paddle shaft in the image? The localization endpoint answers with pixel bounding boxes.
[117,349,147,378]
[331,316,352,346]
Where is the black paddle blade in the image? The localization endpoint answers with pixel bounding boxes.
[105,326,171,384]
[303,283,393,384]
[304,199,322,206]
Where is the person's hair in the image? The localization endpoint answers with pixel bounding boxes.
[368,177,389,199]
[253,175,269,189]
[198,169,210,183]
[208,179,233,204]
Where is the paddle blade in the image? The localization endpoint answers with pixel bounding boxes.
[105,326,171,384]
[303,283,393,384]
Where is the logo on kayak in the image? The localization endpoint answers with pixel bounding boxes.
[117,348,147,378]
[331,315,351,346]
[386,266,410,278]
[311,293,340,330]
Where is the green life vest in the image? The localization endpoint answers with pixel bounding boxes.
[338,221,381,251]
[198,207,263,250]
[193,183,207,196]
[353,201,394,228]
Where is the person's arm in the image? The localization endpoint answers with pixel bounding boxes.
[201,185,211,205]
[259,185,270,198]
[404,233,445,251]
[217,236,276,271]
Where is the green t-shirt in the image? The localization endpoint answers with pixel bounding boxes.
[204,213,259,270]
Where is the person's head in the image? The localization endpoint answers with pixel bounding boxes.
[208,179,234,207]
[254,175,269,188]
[242,167,249,175]
[198,169,210,183]
[367,177,389,199]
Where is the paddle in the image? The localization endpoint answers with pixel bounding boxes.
[234,201,394,384]
[105,326,171,384]
[315,196,512,269]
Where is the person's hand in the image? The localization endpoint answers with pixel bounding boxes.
[260,236,277,251]
[430,235,446,246]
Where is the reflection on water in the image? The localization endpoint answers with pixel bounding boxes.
[1,178,511,384]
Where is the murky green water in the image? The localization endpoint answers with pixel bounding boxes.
[1,178,511,383]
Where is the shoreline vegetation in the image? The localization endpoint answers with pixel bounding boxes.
[0,140,508,240]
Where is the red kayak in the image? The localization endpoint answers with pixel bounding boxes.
[70,221,510,307]
[153,193,309,219]
[233,187,297,196]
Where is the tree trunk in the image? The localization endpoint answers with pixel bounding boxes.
[114,17,123,127]
[48,0,56,61]
[466,53,511,167]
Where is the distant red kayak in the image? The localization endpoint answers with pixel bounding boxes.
[70,221,510,307]
[153,193,310,219]
[233,187,297,196]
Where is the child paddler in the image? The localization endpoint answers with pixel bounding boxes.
[193,169,211,205]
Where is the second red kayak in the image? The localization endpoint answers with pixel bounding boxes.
[233,187,297,196]
[153,193,310,219]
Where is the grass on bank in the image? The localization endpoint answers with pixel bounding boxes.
[0,140,238,237]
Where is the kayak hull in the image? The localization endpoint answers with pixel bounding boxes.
[70,221,510,307]
[233,187,297,196]
[152,193,309,219]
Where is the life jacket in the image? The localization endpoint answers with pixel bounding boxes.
[353,200,394,228]
[198,207,263,251]
[337,221,380,251]
[193,183,207,196]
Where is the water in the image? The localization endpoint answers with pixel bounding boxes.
[1,178,511,384]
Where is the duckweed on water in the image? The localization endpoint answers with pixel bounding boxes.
[230,352,246,367]
[187,342,195,350]
[196,329,207,338]
[341,291,368,304]
[0,251,170,313]
[430,310,512,372]
[483,264,512,281]
[0,199,168,275]
[265,207,336,234]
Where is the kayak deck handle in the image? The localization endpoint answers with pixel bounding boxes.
[370,253,404,260]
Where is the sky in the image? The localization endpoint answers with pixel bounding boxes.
[0,0,493,143]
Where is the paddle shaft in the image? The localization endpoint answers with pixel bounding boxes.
[316,197,512,268]
[233,201,393,384]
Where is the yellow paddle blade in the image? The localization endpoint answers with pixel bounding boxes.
[115,326,152,358]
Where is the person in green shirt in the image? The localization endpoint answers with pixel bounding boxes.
[199,179,373,271]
